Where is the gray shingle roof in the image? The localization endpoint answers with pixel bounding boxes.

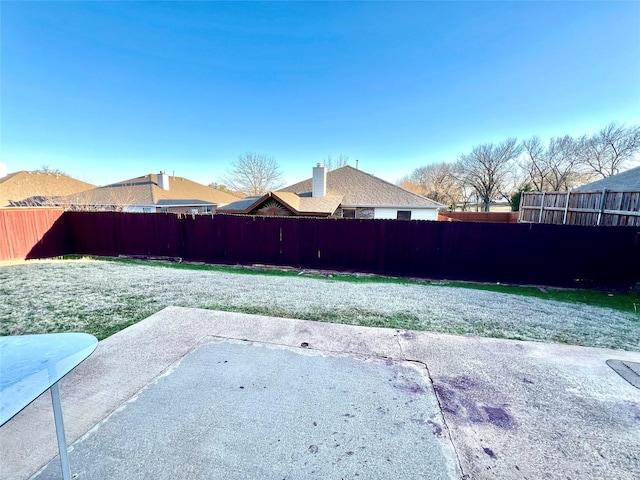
[50,174,239,207]
[218,196,263,212]
[574,166,640,192]
[279,166,443,208]
[0,171,95,207]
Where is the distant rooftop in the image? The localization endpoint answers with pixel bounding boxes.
[51,173,239,207]
[219,165,443,216]
[0,171,95,207]
[279,165,443,208]
[574,166,640,192]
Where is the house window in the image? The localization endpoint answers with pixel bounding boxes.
[202,206,212,214]
[397,210,411,220]
[142,207,153,214]
[342,209,356,218]
[191,209,199,214]
[160,207,169,213]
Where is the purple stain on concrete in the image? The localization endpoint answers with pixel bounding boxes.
[426,420,443,437]
[460,396,484,423]
[398,380,426,395]
[435,377,518,431]
[483,447,497,459]
[447,376,479,391]
[433,385,459,415]
[483,406,515,429]
[434,383,484,422]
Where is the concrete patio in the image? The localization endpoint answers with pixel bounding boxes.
[1,306,639,479]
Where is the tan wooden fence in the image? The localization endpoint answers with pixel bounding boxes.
[519,190,640,226]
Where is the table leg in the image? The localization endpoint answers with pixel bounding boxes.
[50,383,72,480]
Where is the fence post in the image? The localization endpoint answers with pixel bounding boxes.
[517,191,525,222]
[538,192,545,224]
[562,191,571,225]
[596,189,607,226]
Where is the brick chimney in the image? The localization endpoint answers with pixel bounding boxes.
[312,163,327,198]
[158,171,170,190]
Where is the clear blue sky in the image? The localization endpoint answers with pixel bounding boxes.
[2,1,639,187]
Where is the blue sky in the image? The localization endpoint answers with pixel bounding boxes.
[2,1,639,187]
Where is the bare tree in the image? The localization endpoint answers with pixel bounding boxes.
[520,136,548,192]
[577,123,640,178]
[400,163,462,210]
[521,135,591,191]
[36,165,66,176]
[223,153,284,196]
[455,179,478,212]
[323,154,350,171]
[44,183,141,212]
[456,138,522,212]
[208,182,233,194]
[397,178,423,196]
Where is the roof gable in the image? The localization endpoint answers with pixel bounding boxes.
[218,191,341,216]
[279,165,443,208]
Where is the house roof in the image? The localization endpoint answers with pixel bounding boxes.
[219,191,343,216]
[0,171,95,207]
[278,165,444,208]
[50,173,239,207]
[573,166,640,192]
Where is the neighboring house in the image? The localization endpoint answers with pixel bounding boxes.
[0,171,95,207]
[49,172,239,214]
[219,165,444,220]
[573,166,640,192]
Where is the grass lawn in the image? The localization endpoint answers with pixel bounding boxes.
[1,258,638,351]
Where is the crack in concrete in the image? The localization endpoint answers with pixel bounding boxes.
[396,330,469,480]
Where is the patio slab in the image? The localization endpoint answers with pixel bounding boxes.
[32,339,459,479]
[1,306,639,480]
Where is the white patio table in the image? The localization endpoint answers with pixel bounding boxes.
[0,333,98,480]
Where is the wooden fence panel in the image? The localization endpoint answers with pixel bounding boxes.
[438,212,519,223]
[67,211,184,258]
[520,190,640,226]
[0,208,68,261]
[182,213,223,263]
[67,211,117,256]
[114,213,183,257]
[4,211,640,289]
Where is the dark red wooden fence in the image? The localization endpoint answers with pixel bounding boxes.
[0,208,69,260]
[3,209,639,289]
[66,212,640,290]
